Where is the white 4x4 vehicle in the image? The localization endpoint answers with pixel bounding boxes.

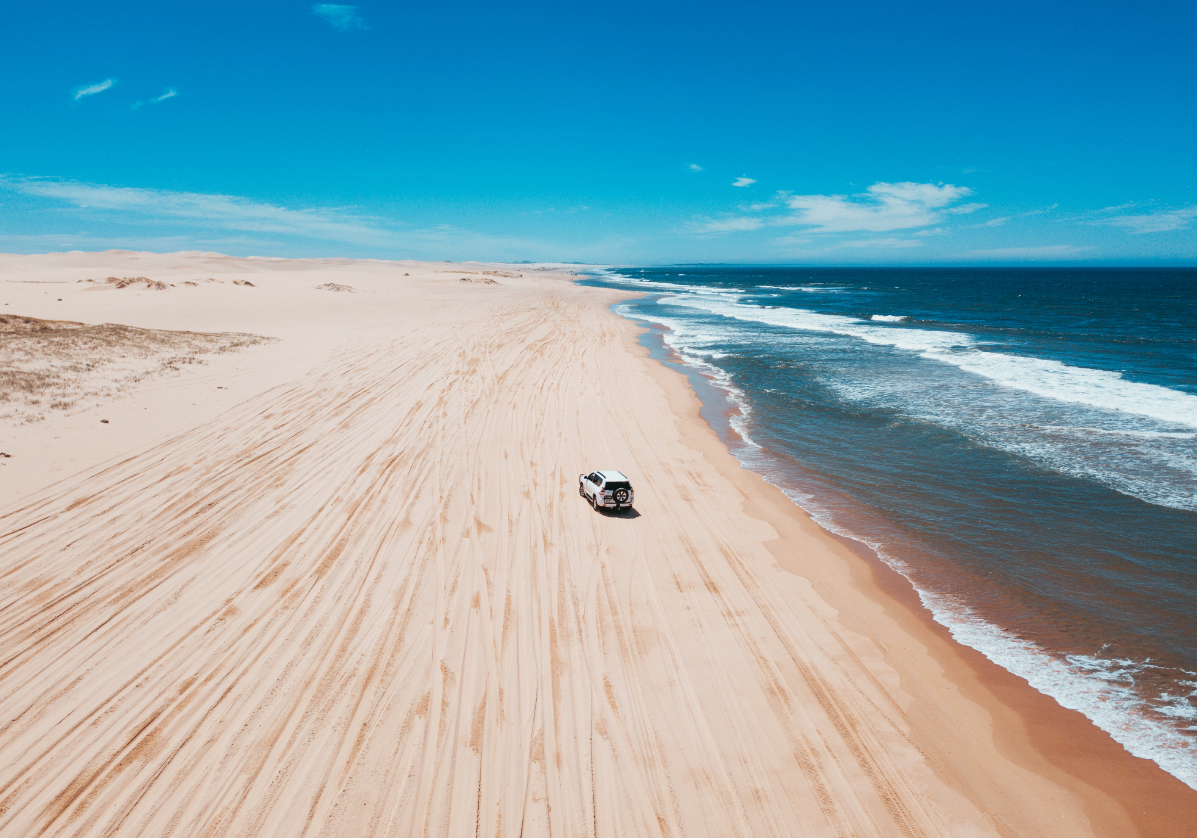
[579,470,635,511]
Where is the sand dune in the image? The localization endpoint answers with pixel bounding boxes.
[0,253,1185,837]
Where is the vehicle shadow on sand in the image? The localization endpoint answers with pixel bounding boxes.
[594,507,641,519]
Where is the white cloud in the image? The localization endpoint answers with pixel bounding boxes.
[689,182,974,238]
[688,163,703,172]
[779,182,973,233]
[130,88,179,110]
[74,79,115,101]
[732,176,756,187]
[1098,206,1197,233]
[312,4,366,32]
[967,245,1088,260]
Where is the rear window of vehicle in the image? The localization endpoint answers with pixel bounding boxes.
[603,481,631,491]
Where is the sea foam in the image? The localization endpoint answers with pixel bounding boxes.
[664,295,1197,429]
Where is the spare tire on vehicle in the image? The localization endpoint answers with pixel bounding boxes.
[613,488,629,503]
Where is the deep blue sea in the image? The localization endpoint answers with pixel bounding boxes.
[581,266,1197,789]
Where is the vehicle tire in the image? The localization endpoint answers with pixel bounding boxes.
[578,482,585,497]
[590,493,597,509]
[613,488,629,504]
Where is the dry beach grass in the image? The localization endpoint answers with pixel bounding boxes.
[0,314,269,424]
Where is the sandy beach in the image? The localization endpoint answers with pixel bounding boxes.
[1,251,1193,837]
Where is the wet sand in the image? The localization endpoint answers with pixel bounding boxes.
[0,251,1192,836]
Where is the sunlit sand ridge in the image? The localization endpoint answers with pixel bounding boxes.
[0,253,1172,837]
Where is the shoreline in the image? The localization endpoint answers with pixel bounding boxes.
[594,267,1197,794]
[605,288,1197,835]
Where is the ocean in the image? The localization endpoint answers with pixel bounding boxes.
[581,266,1197,789]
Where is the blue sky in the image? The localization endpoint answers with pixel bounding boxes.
[1,0,1194,263]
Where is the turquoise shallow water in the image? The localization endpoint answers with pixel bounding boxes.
[582,266,1197,788]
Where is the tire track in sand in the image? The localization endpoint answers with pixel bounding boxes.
[0,278,1053,837]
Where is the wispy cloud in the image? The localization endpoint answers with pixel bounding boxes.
[1,175,399,247]
[1095,205,1197,233]
[312,4,366,32]
[130,88,179,110]
[0,175,568,260]
[745,191,789,212]
[832,237,922,249]
[696,217,765,233]
[73,79,115,101]
[967,245,1088,260]
[688,163,703,172]
[976,204,1057,228]
[732,176,756,187]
